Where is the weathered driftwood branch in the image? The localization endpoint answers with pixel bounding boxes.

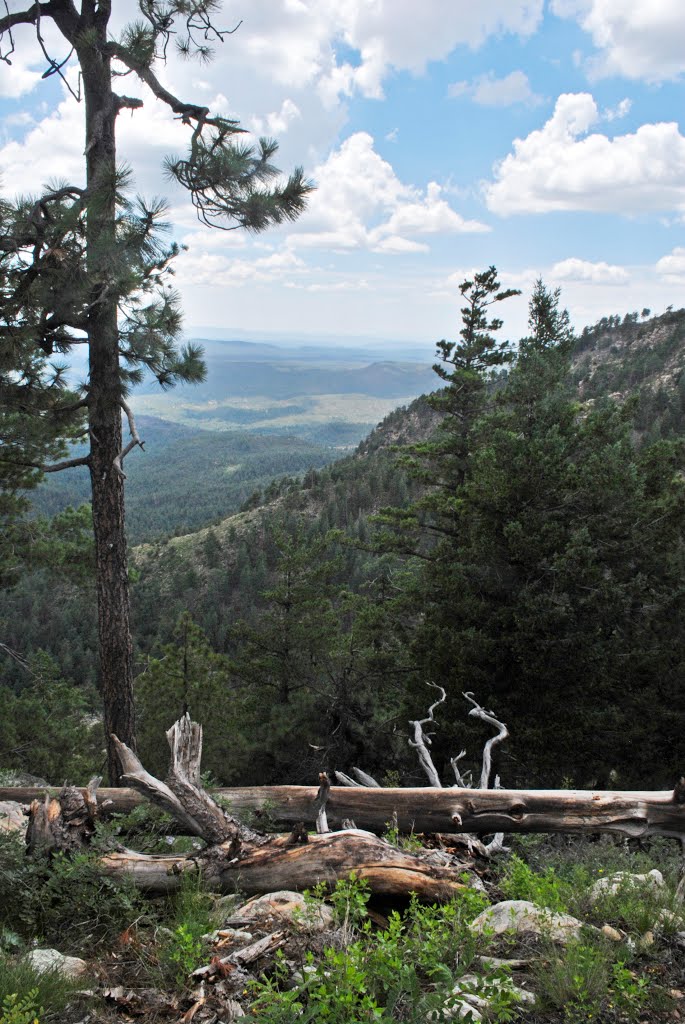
[408,683,446,788]
[314,772,330,834]
[340,686,510,854]
[463,691,509,791]
[23,715,473,900]
[13,783,685,841]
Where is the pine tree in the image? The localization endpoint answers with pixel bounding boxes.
[0,2,312,781]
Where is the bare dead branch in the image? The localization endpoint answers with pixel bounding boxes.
[113,398,145,478]
[34,4,80,101]
[314,772,331,834]
[463,691,509,790]
[42,454,90,473]
[408,682,446,788]
[334,771,358,787]
[483,776,509,856]
[114,94,143,112]
[351,767,381,788]
[0,1,44,42]
[111,731,210,840]
[450,749,470,788]
[165,715,244,846]
[120,397,143,449]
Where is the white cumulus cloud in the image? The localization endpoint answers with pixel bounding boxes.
[655,247,685,278]
[287,132,489,254]
[551,257,629,284]
[551,0,685,82]
[485,92,685,216]
[177,248,305,288]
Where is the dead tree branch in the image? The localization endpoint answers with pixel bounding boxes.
[408,682,446,788]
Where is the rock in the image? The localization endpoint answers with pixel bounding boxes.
[655,908,682,930]
[600,924,624,942]
[226,891,335,933]
[475,955,532,970]
[469,900,587,943]
[430,972,535,1021]
[26,949,88,979]
[589,869,664,900]
[202,928,254,944]
[0,801,26,834]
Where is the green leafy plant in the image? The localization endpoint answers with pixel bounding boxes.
[0,831,146,950]
[163,924,205,987]
[327,873,371,933]
[0,991,40,1024]
[499,852,571,912]
[0,956,84,1024]
[249,879,494,1023]
[383,821,423,853]
[159,872,217,987]
[610,960,650,1022]
[533,940,610,1022]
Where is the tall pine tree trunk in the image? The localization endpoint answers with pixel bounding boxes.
[79,11,136,784]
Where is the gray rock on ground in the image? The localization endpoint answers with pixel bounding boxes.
[469,900,587,943]
[26,948,88,978]
[589,869,664,900]
[0,800,26,834]
[226,890,335,933]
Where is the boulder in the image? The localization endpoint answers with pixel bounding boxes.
[589,869,664,900]
[0,801,26,834]
[26,949,88,979]
[226,891,335,933]
[469,900,587,943]
[431,972,535,1021]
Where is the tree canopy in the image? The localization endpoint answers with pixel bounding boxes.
[0,0,313,781]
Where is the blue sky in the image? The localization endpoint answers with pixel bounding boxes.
[2,0,685,348]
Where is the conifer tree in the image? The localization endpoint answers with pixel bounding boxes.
[0,2,312,781]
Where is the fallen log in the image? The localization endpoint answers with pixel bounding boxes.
[23,715,473,901]
[98,830,470,896]
[10,782,685,840]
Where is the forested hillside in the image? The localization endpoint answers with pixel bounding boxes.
[29,416,341,543]
[2,295,684,792]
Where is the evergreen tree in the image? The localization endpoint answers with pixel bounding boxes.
[404,281,685,784]
[373,266,519,558]
[0,2,312,781]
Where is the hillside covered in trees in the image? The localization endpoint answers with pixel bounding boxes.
[2,281,684,794]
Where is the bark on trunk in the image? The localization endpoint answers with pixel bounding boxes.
[98,831,470,897]
[11,782,685,840]
[79,7,136,783]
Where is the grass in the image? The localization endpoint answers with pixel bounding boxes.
[0,956,87,1024]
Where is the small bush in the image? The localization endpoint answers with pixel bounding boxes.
[499,852,571,912]
[534,940,610,1021]
[0,832,147,951]
[159,873,217,987]
[0,956,84,1024]
[248,877,496,1023]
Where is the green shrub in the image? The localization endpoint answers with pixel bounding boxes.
[0,992,40,1024]
[498,852,571,912]
[0,955,85,1024]
[533,940,610,1022]
[159,873,217,987]
[249,877,496,1023]
[583,873,682,937]
[0,832,146,951]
